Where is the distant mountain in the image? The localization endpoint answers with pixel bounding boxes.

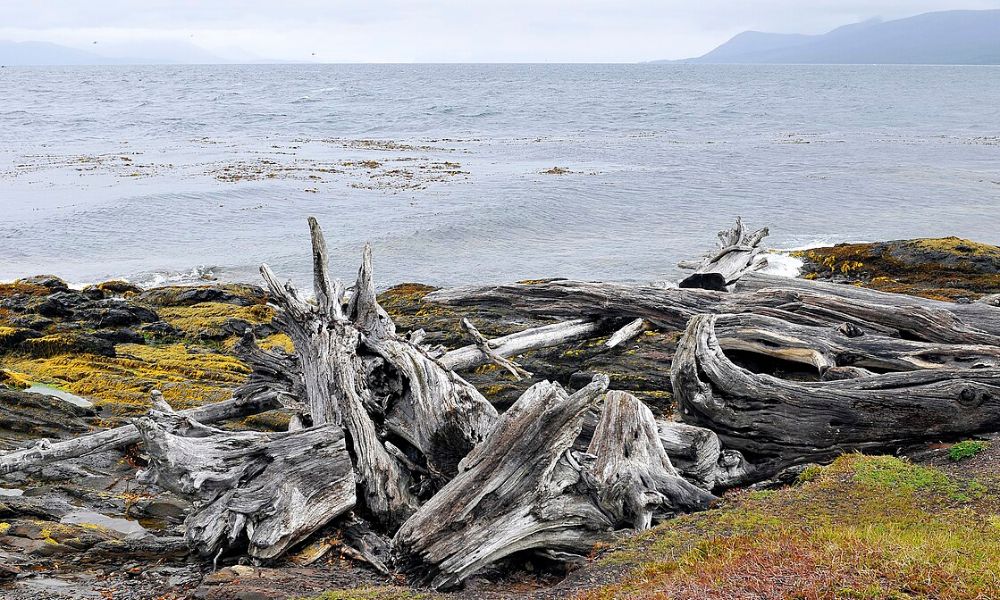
[0,41,114,65]
[667,10,1000,65]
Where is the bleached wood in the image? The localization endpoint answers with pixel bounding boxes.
[679,217,770,290]
[604,318,648,349]
[460,317,532,380]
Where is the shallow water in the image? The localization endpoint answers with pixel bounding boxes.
[0,64,997,288]
[60,510,148,536]
[24,383,95,409]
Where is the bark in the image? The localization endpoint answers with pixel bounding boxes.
[135,410,356,561]
[393,376,613,591]
[671,313,1000,475]
[679,217,769,290]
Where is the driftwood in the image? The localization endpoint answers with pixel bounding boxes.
[394,378,714,590]
[713,313,1000,373]
[679,217,769,290]
[671,313,1000,475]
[605,318,648,349]
[393,377,614,590]
[657,421,753,489]
[136,408,356,560]
[587,391,714,528]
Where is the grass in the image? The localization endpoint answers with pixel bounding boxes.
[579,454,1000,600]
[949,440,989,462]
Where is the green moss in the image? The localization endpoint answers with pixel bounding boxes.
[797,464,824,483]
[949,440,989,462]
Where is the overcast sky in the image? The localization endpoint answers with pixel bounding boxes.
[2,0,999,62]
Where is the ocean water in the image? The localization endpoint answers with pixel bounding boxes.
[0,63,997,289]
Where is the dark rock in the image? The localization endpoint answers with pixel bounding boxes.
[93,328,145,345]
[15,275,69,292]
[20,332,115,358]
[138,284,267,308]
[8,315,54,330]
[139,321,182,339]
[87,280,143,297]
[0,327,42,351]
[0,388,94,442]
[133,494,190,521]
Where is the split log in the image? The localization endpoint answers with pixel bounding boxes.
[393,376,613,590]
[713,313,1000,372]
[679,217,769,290]
[135,409,356,560]
[587,391,715,529]
[656,421,754,489]
[671,313,1000,475]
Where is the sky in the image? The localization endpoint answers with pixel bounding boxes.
[2,0,999,62]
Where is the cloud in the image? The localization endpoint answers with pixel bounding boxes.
[2,0,998,61]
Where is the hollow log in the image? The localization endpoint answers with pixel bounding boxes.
[672,313,1000,475]
[679,217,769,291]
[713,313,1000,372]
[393,376,613,590]
[587,391,715,529]
[135,410,356,560]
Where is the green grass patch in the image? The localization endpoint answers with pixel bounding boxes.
[949,440,989,462]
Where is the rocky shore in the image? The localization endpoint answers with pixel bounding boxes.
[1,236,999,599]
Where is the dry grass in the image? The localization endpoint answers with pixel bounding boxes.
[580,455,1000,600]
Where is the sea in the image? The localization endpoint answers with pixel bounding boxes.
[1,63,998,289]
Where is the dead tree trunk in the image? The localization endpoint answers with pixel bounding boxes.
[656,421,754,490]
[587,391,715,529]
[672,313,1000,476]
[679,217,769,291]
[393,376,614,590]
[135,408,355,561]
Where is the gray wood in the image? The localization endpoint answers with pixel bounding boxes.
[671,313,1000,476]
[656,421,753,489]
[679,217,769,290]
[135,409,356,561]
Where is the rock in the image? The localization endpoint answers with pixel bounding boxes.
[0,387,94,442]
[138,321,182,338]
[93,328,145,345]
[7,315,54,330]
[19,332,115,358]
[87,280,143,297]
[132,494,190,521]
[15,275,69,292]
[0,562,19,580]
[0,327,42,351]
[138,284,267,308]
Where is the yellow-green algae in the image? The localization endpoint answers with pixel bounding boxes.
[580,454,1000,600]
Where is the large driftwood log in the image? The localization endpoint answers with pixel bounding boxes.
[672,313,1000,475]
[587,391,715,529]
[679,217,769,291]
[713,313,1000,372]
[736,272,1000,337]
[393,377,613,590]
[135,409,356,560]
[428,278,1000,345]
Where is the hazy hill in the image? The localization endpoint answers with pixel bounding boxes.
[0,41,113,65]
[670,10,1000,64]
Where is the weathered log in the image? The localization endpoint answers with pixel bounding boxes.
[0,385,281,476]
[393,376,613,590]
[679,217,769,290]
[0,317,601,476]
[672,313,1000,475]
[713,313,1000,372]
[135,409,356,561]
[656,421,754,489]
[587,391,715,529]
[460,318,531,380]
[428,278,1000,345]
[736,272,1000,337]
[604,318,648,349]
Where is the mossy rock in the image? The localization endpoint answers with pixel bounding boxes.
[19,332,116,358]
[138,283,268,308]
[795,237,1000,301]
